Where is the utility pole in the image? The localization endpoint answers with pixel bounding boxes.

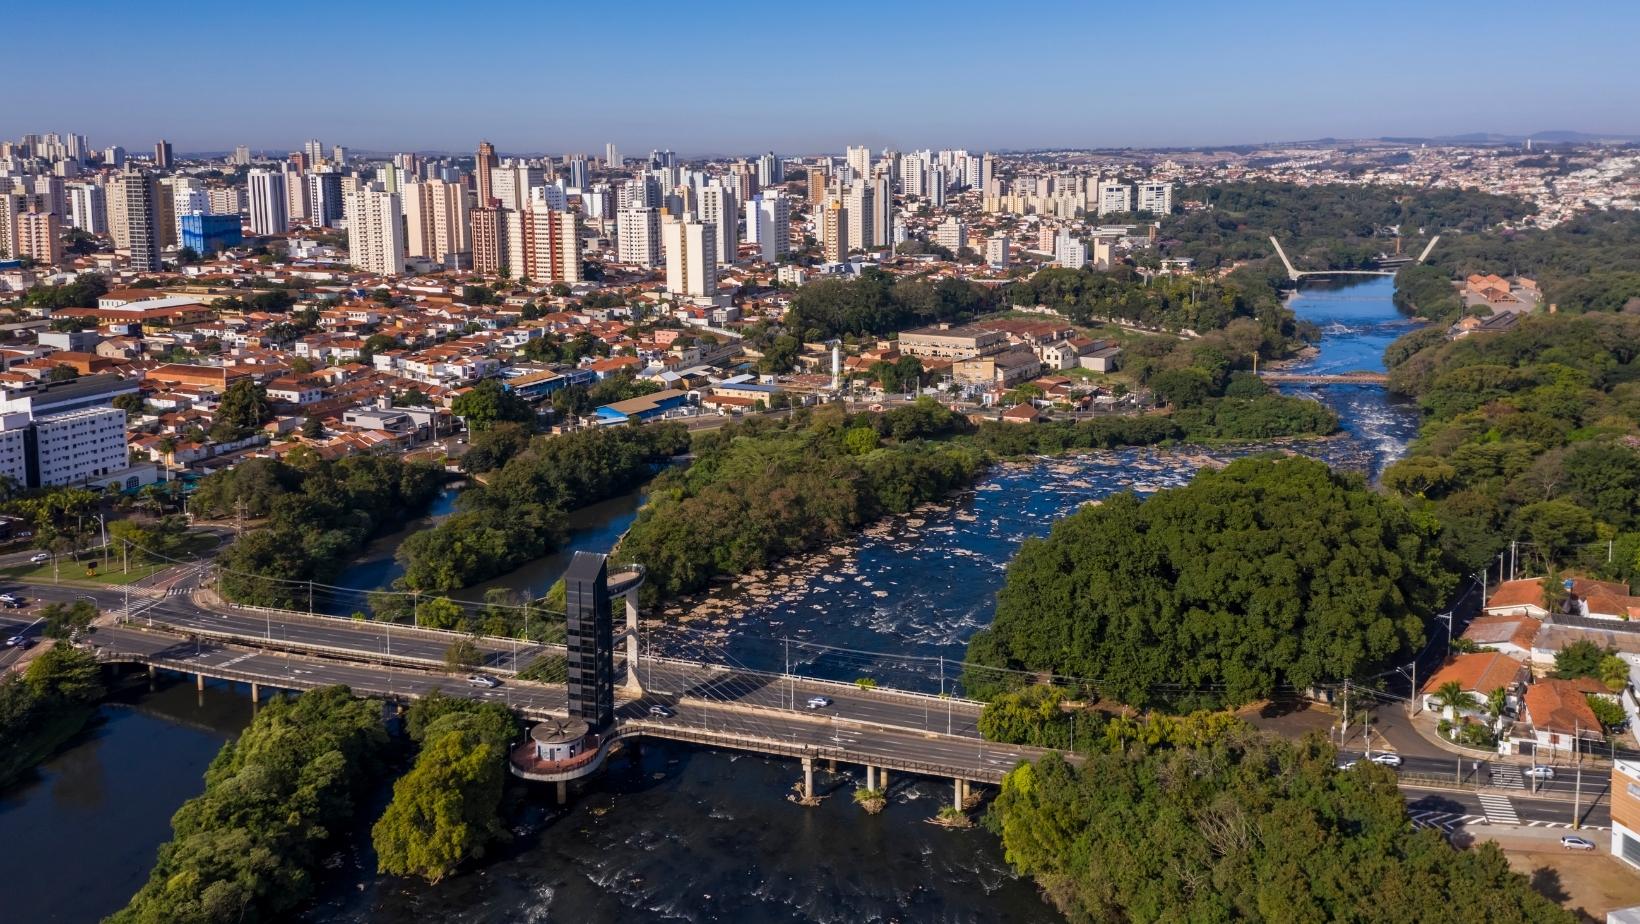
[1510,540,1517,582]
[1573,722,1582,829]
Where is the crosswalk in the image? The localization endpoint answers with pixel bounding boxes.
[1410,810,1610,833]
[1489,765,1525,790]
[1479,793,1520,825]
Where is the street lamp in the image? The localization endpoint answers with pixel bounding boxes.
[1393,661,1418,717]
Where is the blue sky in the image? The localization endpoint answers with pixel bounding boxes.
[9,0,1635,156]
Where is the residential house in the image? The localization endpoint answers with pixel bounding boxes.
[1419,651,1529,717]
[1518,678,1604,754]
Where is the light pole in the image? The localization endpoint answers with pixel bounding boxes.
[1394,661,1418,717]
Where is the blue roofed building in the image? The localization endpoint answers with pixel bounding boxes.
[594,389,689,424]
[179,212,242,255]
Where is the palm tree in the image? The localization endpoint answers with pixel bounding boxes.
[1431,680,1479,722]
[1485,687,1508,733]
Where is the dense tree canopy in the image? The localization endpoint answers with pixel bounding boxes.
[451,379,532,429]
[0,645,105,786]
[992,736,1573,924]
[966,456,1454,708]
[784,267,1000,340]
[109,687,388,924]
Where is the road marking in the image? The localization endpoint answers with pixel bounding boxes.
[1478,793,1520,825]
[1490,765,1525,790]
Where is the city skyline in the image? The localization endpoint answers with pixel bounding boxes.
[7,0,1634,154]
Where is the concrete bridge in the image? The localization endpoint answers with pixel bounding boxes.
[1259,371,1390,385]
[78,554,1037,813]
[1269,235,1439,282]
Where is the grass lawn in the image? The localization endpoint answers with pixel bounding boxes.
[1,532,218,586]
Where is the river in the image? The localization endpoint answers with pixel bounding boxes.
[1,277,1421,923]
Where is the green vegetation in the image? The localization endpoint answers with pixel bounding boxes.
[210,379,269,442]
[783,267,1000,341]
[0,645,105,788]
[1381,313,1640,581]
[621,400,984,599]
[966,457,1453,709]
[1165,182,1532,271]
[977,685,1243,753]
[108,686,388,924]
[1417,210,1640,316]
[372,694,518,883]
[451,378,532,429]
[1010,264,1292,339]
[547,371,660,419]
[991,736,1573,923]
[200,456,443,607]
[396,423,688,592]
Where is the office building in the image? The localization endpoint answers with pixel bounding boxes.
[303,139,324,166]
[403,178,471,268]
[522,204,583,284]
[1136,181,1172,215]
[745,191,790,263]
[67,183,106,234]
[616,206,661,268]
[565,155,589,190]
[110,170,161,271]
[153,140,173,169]
[179,213,242,256]
[662,212,717,298]
[604,143,621,168]
[698,181,738,265]
[344,185,406,275]
[102,145,125,168]
[247,169,287,235]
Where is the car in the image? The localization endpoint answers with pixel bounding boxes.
[648,704,676,718]
[5,635,31,649]
[1369,753,1403,768]
[806,696,832,710]
[0,594,22,608]
[1337,760,1358,770]
[28,552,48,564]
[1560,835,1597,851]
[466,674,501,689]
[1525,766,1556,781]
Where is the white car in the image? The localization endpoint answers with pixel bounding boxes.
[29,552,48,564]
[1560,835,1596,851]
[466,674,501,689]
[1525,765,1556,781]
[1369,753,1403,768]
[806,696,832,710]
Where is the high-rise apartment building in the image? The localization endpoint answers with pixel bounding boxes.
[616,206,661,268]
[821,198,848,263]
[1136,181,1172,215]
[1053,229,1087,268]
[604,143,621,169]
[344,185,406,275]
[662,212,717,298]
[110,170,160,271]
[153,140,173,169]
[67,183,106,234]
[17,204,61,265]
[303,139,325,167]
[806,164,829,206]
[475,141,498,207]
[403,178,472,268]
[283,168,310,222]
[698,182,738,265]
[470,207,506,275]
[935,218,966,253]
[232,145,252,166]
[309,171,344,227]
[986,235,1010,268]
[745,191,790,264]
[843,179,875,252]
[565,155,589,190]
[1097,180,1133,216]
[756,152,782,188]
[491,162,542,212]
[522,204,583,284]
[846,145,872,180]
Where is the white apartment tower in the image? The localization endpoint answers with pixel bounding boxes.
[403,178,471,268]
[617,206,662,268]
[1054,229,1088,268]
[1136,181,1172,215]
[344,185,406,275]
[1097,180,1133,216]
[67,183,106,234]
[745,191,790,263]
[662,212,717,298]
[698,182,738,265]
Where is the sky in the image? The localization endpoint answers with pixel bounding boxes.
[8,0,1637,157]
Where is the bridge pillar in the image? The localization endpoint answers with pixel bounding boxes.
[953,778,963,810]
[802,756,815,801]
[196,672,204,691]
[623,591,641,693]
[555,780,567,805]
[865,765,876,790]
[250,682,259,704]
[880,769,889,790]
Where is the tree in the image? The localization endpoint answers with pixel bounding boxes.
[841,426,879,456]
[1587,694,1626,730]
[372,707,513,882]
[450,379,532,430]
[212,379,269,442]
[301,416,324,439]
[1599,654,1630,693]
[1552,639,1611,680]
[40,600,98,639]
[443,636,481,670]
[1431,680,1478,721]
[111,393,147,416]
[966,456,1452,708]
